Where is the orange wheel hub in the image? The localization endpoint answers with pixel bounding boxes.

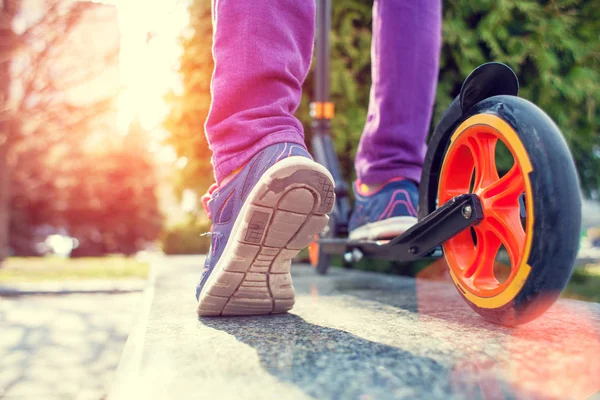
[438,123,530,298]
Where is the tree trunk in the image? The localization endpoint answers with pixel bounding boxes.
[0,141,9,263]
[0,0,18,264]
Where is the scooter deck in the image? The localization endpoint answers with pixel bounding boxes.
[317,194,483,263]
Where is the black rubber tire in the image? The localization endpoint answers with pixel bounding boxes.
[433,95,582,326]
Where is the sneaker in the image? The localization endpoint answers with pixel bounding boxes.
[348,178,418,241]
[196,142,335,316]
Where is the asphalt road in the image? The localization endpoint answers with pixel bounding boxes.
[110,256,600,400]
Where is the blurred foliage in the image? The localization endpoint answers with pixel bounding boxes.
[0,1,163,260]
[299,0,373,182]
[563,265,600,302]
[163,0,214,200]
[168,0,599,204]
[160,219,211,255]
[301,0,600,193]
[10,120,163,257]
[436,0,599,196]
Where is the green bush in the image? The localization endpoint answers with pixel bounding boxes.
[563,266,600,302]
[161,221,212,255]
[299,0,600,195]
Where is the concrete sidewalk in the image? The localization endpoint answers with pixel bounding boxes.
[110,256,600,400]
[0,293,142,399]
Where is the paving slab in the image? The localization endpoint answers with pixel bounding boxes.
[0,293,142,399]
[110,256,600,400]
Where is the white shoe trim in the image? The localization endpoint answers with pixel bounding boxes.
[349,216,418,241]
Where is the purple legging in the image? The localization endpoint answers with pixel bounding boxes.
[206,0,442,185]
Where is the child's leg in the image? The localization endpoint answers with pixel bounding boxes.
[206,0,315,184]
[355,0,442,185]
[349,0,442,241]
[197,0,335,317]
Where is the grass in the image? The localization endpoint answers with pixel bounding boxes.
[562,264,600,303]
[0,256,150,283]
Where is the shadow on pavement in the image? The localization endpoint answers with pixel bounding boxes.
[201,313,523,399]
[327,259,600,399]
[245,262,600,399]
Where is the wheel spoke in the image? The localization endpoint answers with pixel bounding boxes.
[438,143,475,203]
[470,225,502,283]
[486,209,526,268]
[461,228,484,278]
[482,164,526,207]
[450,228,478,276]
[467,134,499,192]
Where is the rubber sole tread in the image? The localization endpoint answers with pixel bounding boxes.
[197,159,335,317]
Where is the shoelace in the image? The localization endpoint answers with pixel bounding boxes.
[200,183,225,261]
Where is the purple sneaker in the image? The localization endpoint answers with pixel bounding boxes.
[348,178,419,240]
[197,142,335,316]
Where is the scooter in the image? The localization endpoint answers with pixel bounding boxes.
[308,0,582,326]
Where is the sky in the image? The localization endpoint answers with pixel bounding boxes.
[16,0,194,144]
[94,0,191,134]
[95,0,199,221]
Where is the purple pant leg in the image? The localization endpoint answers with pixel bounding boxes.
[206,0,315,184]
[355,0,442,185]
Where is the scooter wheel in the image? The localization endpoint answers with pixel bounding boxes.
[437,96,581,326]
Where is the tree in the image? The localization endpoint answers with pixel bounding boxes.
[0,0,19,262]
[67,119,163,257]
[1,0,122,261]
[10,116,163,257]
[163,0,214,200]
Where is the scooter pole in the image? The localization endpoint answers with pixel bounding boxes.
[311,0,351,235]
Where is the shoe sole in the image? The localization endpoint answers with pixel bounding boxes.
[197,157,335,317]
[348,216,418,241]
